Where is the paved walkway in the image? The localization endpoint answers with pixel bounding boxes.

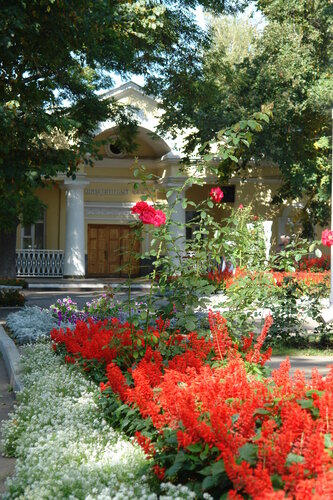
[267,355,333,378]
[0,353,16,495]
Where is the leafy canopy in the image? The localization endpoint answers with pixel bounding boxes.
[0,0,247,231]
[151,0,333,231]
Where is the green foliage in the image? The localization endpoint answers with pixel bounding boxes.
[0,288,25,306]
[0,279,26,288]
[0,0,243,232]
[129,114,271,332]
[152,0,333,227]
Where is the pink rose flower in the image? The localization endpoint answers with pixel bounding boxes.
[131,201,166,227]
[321,229,333,247]
[209,187,224,203]
[239,204,244,209]
[152,209,166,227]
[131,201,149,215]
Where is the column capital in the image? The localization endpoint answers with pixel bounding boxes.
[162,176,189,190]
[60,175,90,190]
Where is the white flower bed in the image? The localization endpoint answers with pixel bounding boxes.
[6,306,58,344]
[2,344,196,499]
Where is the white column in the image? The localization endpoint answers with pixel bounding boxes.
[166,178,187,267]
[263,220,273,261]
[63,177,89,277]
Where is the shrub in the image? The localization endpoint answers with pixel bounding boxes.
[0,279,26,288]
[0,288,25,307]
[6,306,57,344]
[51,311,333,498]
[51,312,275,497]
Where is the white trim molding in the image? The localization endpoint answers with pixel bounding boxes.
[84,202,135,223]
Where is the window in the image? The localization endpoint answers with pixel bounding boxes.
[21,210,45,249]
[186,211,200,241]
[105,136,126,158]
[220,185,235,203]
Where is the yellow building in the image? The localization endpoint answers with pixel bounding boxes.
[15,82,304,278]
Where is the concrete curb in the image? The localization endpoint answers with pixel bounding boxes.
[0,326,23,393]
[27,283,151,291]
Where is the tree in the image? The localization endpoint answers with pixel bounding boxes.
[0,0,246,277]
[151,0,333,234]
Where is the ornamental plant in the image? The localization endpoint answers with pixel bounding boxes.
[322,229,333,247]
[299,255,330,272]
[209,187,223,203]
[50,296,86,324]
[131,201,166,227]
[51,310,333,498]
[116,112,272,333]
[2,343,194,500]
[6,305,58,344]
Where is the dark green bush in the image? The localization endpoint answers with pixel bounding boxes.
[0,289,25,307]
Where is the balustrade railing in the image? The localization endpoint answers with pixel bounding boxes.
[16,250,64,277]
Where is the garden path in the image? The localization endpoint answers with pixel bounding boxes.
[267,355,333,378]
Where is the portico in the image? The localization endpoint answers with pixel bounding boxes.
[15,82,291,278]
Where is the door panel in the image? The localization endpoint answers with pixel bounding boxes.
[119,227,140,276]
[88,224,140,277]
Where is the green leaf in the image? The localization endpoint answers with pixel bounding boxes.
[202,473,223,490]
[186,443,202,453]
[238,443,257,465]
[285,453,304,466]
[231,413,239,425]
[203,154,214,161]
[254,408,270,415]
[325,434,333,448]
[229,155,239,162]
[185,320,196,331]
[296,399,313,409]
[315,248,322,258]
[165,461,184,477]
[210,460,225,475]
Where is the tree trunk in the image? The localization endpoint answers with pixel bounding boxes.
[0,228,17,278]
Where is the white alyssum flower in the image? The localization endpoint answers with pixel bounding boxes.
[2,343,196,499]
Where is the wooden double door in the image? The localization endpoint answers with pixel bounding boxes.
[87,224,140,277]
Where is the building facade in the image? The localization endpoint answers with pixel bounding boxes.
[15,82,303,278]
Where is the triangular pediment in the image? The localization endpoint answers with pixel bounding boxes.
[101,81,158,108]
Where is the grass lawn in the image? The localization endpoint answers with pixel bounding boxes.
[272,345,333,357]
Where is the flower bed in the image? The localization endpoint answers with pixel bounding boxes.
[50,312,333,498]
[2,343,196,499]
[207,267,329,294]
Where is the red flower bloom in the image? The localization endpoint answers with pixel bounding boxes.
[134,431,156,458]
[152,464,166,480]
[131,201,166,227]
[209,187,224,203]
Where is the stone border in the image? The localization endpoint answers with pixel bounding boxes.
[0,326,23,393]
[27,283,151,291]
